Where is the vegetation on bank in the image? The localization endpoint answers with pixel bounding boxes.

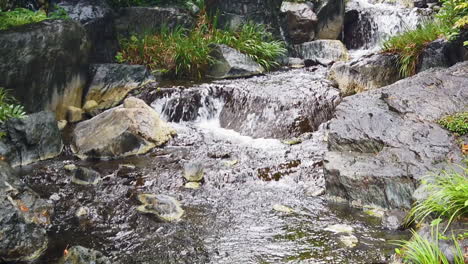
[107,0,200,8]
[116,10,286,78]
[438,112,468,136]
[0,6,69,30]
[382,0,468,77]
[0,88,26,123]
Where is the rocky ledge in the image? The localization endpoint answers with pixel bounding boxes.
[324,62,468,209]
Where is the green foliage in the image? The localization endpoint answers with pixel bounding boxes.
[438,112,468,135]
[394,221,465,264]
[107,0,192,8]
[0,6,69,30]
[382,0,468,76]
[0,88,26,123]
[404,167,468,229]
[117,11,286,78]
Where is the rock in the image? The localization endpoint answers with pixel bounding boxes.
[86,64,155,111]
[273,204,294,213]
[55,0,119,63]
[66,106,84,123]
[219,68,341,138]
[339,235,358,248]
[315,0,345,39]
[413,0,427,8]
[70,167,101,186]
[184,182,201,189]
[136,194,184,222]
[417,38,467,73]
[75,206,89,218]
[58,120,68,131]
[206,44,265,79]
[327,53,401,96]
[72,97,175,160]
[0,20,90,119]
[183,162,204,182]
[324,224,354,234]
[280,1,318,44]
[64,164,78,171]
[115,6,194,36]
[343,9,375,50]
[0,111,63,167]
[57,245,110,264]
[82,100,99,113]
[382,209,406,230]
[324,62,468,209]
[0,161,52,262]
[288,57,305,68]
[293,40,349,62]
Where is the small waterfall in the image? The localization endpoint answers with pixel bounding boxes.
[344,0,433,56]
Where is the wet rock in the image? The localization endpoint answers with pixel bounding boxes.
[413,0,427,8]
[417,38,467,73]
[325,224,354,234]
[66,106,84,123]
[315,0,345,39]
[86,64,156,111]
[382,209,406,230]
[0,161,52,262]
[288,57,305,68]
[273,204,294,213]
[55,0,119,63]
[328,53,401,96]
[115,6,194,36]
[342,9,375,50]
[57,245,110,264]
[72,97,176,160]
[0,111,63,167]
[280,1,318,44]
[339,235,358,248]
[206,44,265,79]
[70,167,101,186]
[183,162,204,182]
[324,62,468,209]
[219,68,341,138]
[184,182,201,189]
[83,100,99,113]
[58,120,68,131]
[293,40,349,62]
[136,194,184,222]
[0,19,90,119]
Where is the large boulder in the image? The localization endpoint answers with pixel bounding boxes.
[0,161,53,262]
[327,53,401,96]
[280,1,318,44]
[85,64,155,111]
[0,111,63,167]
[293,40,349,62]
[0,19,90,120]
[315,0,345,39]
[115,6,194,36]
[55,0,119,63]
[324,62,468,209]
[72,97,176,160]
[206,44,265,79]
[417,38,467,73]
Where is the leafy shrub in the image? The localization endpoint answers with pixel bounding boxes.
[438,112,468,135]
[0,6,69,30]
[404,167,468,228]
[0,88,26,123]
[107,0,191,8]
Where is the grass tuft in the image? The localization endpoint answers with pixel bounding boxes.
[438,112,468,136]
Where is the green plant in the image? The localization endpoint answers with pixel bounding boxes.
[0,88,26,123]
[404,167,468,229]
[48,5,70,20]
[438,112,468,136]
[0,6,69,30]
[436,0,468,40]
[107,0,192,8]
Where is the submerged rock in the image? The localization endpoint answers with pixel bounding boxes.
[72,97,175,160]
[339,235,358,248]
[0,19,90,119]
[0,161,52,262]
[280,1,318,44]
[70,167,101,186]
[183,162,204,182]
[324,62,468,209]
[57,246,110,264]
[86,64,156,111]
[328,53,401,96]
[324,224,354,234]
[136,194,184,222]
[184,182,201,189]
[0,111,63,167]
[273,204,295,214]
[293,40,349,62]
[207,44,265,79]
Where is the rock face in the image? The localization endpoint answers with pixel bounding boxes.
[86,64,155,111]
[328,53,401,96]
[293,40,349,62]
[72,97,176,160]
[315,0,345,39]
[0,111,63,167]
[56,0,119,63]
[324,62,468,209]
[57,246,110,264]
[280,1,318,44]
[0,161,53,262]
[219,68,341,138]
[0,20,90,120]
[115,6,194,36]
[206,44,265,79]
